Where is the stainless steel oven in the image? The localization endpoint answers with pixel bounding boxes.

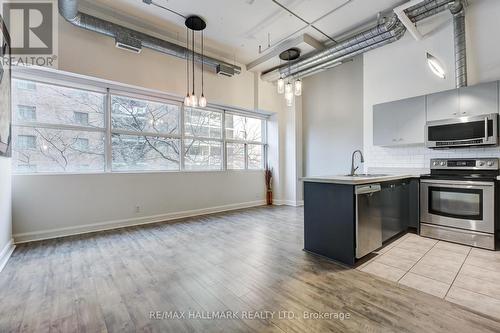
[420,158,498,250]
[426,113,498,148]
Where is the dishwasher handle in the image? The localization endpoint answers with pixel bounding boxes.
[355,184,381,195]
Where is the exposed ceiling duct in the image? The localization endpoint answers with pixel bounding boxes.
[449,0,467,87]
[58,0,242,76]
[261,0,460,82]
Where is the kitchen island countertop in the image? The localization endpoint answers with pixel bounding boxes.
[301,174,420,185]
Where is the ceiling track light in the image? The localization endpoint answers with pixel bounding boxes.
[426,52,446,79]
[184,15,207,108]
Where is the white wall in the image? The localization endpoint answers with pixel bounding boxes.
[0,158,13,268]
[12,171,265,242]
[11,16,285,242]
[0,0,14,269]
[364,0,500,170]
[302,56,364,176]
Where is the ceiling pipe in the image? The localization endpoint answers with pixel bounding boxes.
[261,0,451,82]
[58,0,242,75]
[261,14,406,81]
[449,0,467,87]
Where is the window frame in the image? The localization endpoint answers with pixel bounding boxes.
[108,90,183,172]
[11,71,268,175]
[224,112,266,171]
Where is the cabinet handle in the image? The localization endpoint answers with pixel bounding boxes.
[462,111,467,115]
[399,138,404,141]
[453,112,457,115]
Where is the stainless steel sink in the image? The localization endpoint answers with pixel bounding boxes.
[344,174,390,177]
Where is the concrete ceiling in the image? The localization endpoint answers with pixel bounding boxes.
[80,0,407,71]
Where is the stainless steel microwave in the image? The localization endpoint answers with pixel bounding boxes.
[426,113,499,148]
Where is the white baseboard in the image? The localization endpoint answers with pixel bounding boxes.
[273,199,304,207]
[13,200,266,244]
[0,239,15,272]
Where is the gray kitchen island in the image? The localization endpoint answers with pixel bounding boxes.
[302,174,420,266]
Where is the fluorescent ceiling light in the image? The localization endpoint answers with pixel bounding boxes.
[426,53,446,79]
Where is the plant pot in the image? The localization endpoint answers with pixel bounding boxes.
[266,191,273,205]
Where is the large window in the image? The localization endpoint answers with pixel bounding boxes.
[184,108,223,170]
[12,77,267,174]
[12,79,106,173]
[225,113,265,170]
[111,95,181,171]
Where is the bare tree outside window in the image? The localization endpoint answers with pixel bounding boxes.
[12,79,106,173]
[11,78,266,174]
[110,95,181,171]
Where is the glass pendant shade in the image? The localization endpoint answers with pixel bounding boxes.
[294,79,302,96]
[190,94,198,107]
[277,78,285,94]
[285,82,292,95]
[199,94,207,108]
[184,94,191,107]
[285,94,293,107]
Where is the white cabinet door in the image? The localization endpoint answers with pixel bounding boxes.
[373,96,426,146]
[373,102,398,146]
[426,89,459,121]
[459,81,499,117]
[397,96,426,145]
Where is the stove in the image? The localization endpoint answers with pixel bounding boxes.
[420,158,498,250]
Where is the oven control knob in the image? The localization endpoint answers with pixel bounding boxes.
[433,161,439,166]
[440,161,446,166]
[479,161,485,166]
[487,161,494,167]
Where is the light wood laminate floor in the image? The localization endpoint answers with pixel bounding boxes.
[1,206,500,332]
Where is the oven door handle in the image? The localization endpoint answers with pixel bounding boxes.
[421,179,495,187]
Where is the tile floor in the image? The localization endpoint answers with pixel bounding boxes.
[357,233,500,319]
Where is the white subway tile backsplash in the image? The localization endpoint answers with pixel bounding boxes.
[366,144,500,169]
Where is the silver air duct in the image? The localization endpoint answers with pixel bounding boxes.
[261,0,451,81]
[449,0,467,87]
[58,0,241,76]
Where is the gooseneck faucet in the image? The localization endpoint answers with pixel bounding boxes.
[350,150,365,176]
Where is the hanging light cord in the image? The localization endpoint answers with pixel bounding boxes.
[192,30,195,96]
[186,28,189,97]
[201,30,204,96]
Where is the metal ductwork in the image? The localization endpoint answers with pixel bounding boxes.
[58,0,242,76]
[261,0,452,82]
[449,0,467,87]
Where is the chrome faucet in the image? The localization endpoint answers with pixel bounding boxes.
[350,150,365,176]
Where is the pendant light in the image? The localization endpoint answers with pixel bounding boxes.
[277,77,285,94]
[184,28,191,106]
[184,16,207,108]
[189,29,198,107]
[278,48,301,107]
[199,30,207,108]
[294,79,302,96]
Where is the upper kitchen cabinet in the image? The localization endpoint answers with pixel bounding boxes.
[426,89,459,122]
[373,96,426,146]
[459,81,499,117]
[427,81,499,121]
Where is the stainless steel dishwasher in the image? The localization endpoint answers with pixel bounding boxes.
[355,184,383,258]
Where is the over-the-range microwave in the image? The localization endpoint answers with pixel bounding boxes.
[426,113,499,149]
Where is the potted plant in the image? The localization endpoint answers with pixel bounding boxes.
[265,165,273,205]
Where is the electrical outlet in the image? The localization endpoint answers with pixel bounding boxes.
[135,205,141,213]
